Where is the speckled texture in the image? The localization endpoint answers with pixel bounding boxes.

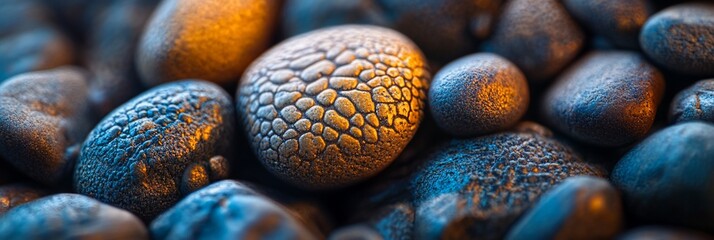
[237,25,430,189]
[75,80,235,221]
[0,194,148,240]
[283,0,503,62]
[0,67,91,186]
[411,129,604,239]
[505,176,623,240]
[563,0,653,49]
[612,122,714,231]
[429,53,529,136]
[618,226,714,240]
[0,184,48,215]
[137,0,279,86]
[640,3,714,76]
[150,180,316,240]
[489,0,584,82]
[542,51,665,147]
[670,79,714,123]
[0,0,74,82]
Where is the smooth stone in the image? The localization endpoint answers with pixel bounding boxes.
[612,122,714,231]
[542,51,665,147]
[410,127,604,239]
[488,0,584,82]
[150,180,316,240]
[429,53,529,136]
[669,79,714,123]
[506,176,623,240]
[563,0,653,49]
[0,194,148,240]
[640,3,714,76]
[75,80,235,221]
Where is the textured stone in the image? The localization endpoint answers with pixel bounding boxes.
[612,122,714,231]
[0,194,148,240]
[563,0,653,49]
[0,184,48,215]
[75,80,235,221]
[0,68,91,186]
[429,53,529,136]
[237,25,430,189]
[640,3,714,76]
[670,79,714,123]
[542,51,665,147]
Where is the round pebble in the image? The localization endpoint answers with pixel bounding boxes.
[150,180,316,240]
[429,53,529,136]
[0,194,148,240]
[669,79,714,123]
[542,51,665,147]
[563,0,653,49]
[505,176,623,240]
[237,25,430,189]
[489,0,584,82]
[410,127,603,239]
[75,80,236,221]
[0,184,48,215]
[0,67,91,186]
[640,3,714,76]
[612,122,714,231]
[137,0,279,86]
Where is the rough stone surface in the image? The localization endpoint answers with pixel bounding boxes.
[75,80,235,221]
[505,176,623,240]
[0,184,48,215]
[612,122,714,231]
[150,180,316,240]
[411,129,604,240]
[489,0,584,82]
[542,51,665,147]
[0,67,91,186]
[237,25,430,189]
[429,53,529,136]
[670,79,714,123]
[0,194,148,240]
[563,0,653,49]
[137,0,279,86]
[640,3,714,76]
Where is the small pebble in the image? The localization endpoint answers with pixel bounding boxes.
[75,80,236,221]
[489,0,584,82]
[542,51,665,147]
[640,3,714,76]
[150,180,317,240]
[612,122,714,231]
[0,67,91,186]
[0,194,148,240]
[0,184,48,215]
[429,53,529,136]
[669,79,714,123]
[410,126,603,239]
[505,176,623,240]
[563,0,653,49]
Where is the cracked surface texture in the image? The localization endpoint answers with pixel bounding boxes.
[75,80,235,221]
[237,25,430,189]
[670,79,714,123]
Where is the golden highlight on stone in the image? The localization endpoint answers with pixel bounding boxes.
[237,25,430,190]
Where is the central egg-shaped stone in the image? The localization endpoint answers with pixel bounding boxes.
[237,25,430,190]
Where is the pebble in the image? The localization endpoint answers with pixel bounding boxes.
[0,184,48,215]
[669,79,714,123]
[612,122,714,231]
[150,180,317,240]
[74,80,236,221]
[410,126,603,239]
[563,0,653,49]
[136,0,279,86]
[429,53,529,136]
[488,0,584,82]
[0,67,91,186]
[0,194,148,240]
[505,176,623,240]
[640,3,714,76]
[618,226,714,240]
[542,51,665,147]
[237,25,430,189]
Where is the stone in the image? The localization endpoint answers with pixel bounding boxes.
[669,79,714,123]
